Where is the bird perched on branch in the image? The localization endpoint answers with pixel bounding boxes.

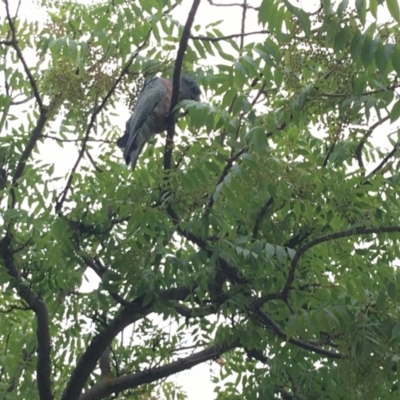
[116,76,201,169]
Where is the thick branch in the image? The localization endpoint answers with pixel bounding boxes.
[61,306,152,400]
[164,0,201,170]
[61,285,191,400]
[0,235,53,400]
[78,341,237,400]
[282,225,400,298]
[99,347,112,378]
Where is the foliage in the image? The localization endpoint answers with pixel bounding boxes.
[1,0,400,399]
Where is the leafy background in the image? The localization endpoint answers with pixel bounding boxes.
[1,0,400,399]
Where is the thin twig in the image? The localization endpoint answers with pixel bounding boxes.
[254,309,343,358]
[5,0,44,111]
[204,147,248,217]
[252,197,273,239]
[191,30,268,42]
[11,112,48,207]
[10,96,34,105]
[206,0,258,10]
[366,141,400,178]
[251,82,266,106]
[354,115,390,169]
[322,142,336,167]
[41,134,113,144]
[239,0,247,50]
[85,150,103,173]
[55,30,152,212]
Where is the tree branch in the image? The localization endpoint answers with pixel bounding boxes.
[164,0,201,170]
[254,309,343,359]
[252,197,274,239]
[0,234,53,400]
[5,0,44,111]
[206,0,258,10]
[61,285,192,400]
[282,225,400,299]
[354,115,390,169]
[6,347,36,393]
[191,30,268,42]
[78,341,238,400]
[11,108,48,207]
[41,134,113,144]
[204,147,248,217]
[61,306,153,400]
[239,0,247,50]
[99,347,112,378]
[366,141,400,178]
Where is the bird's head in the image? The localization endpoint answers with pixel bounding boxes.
[180,76,201,102]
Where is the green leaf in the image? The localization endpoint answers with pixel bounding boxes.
[337,0,349,15]
[391,323,400,341]
[387,281,397,301]
[265,243,275,260]
[390,99,400,123]
[286,247,296,260]
[284,0,311,37]
[321,0,333,15]
[361,36,379,67]
[213,182,224,203]
[376,289,386,310]
[350,31,364,62]
[333,26,350,53]
[355,0,366,24]
[375,43,388,74]
[387,0,400,23]
[370,0,378,18]
[391,47,400,75]
[259,0,275,25]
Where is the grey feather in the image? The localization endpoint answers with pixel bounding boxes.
[120,77,167,168]
[117,75,201,169]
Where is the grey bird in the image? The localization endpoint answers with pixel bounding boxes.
[116,76,201,169]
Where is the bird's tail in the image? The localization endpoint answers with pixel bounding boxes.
[124,121,154,169]
[128,147,142,170]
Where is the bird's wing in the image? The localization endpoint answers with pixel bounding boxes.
[122,77,167,166]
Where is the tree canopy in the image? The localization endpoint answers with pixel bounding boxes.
[1,0,400,399]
